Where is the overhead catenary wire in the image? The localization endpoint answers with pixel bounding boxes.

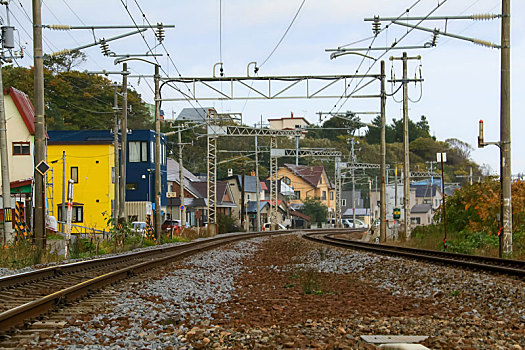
[259,0,307,69]
[331,0,448,115]
[127,0,209,118]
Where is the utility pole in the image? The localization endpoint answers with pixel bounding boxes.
[61,151,65,233]
[350,139,357,228]
[33,0,46,252]
[390,52,422,240]
[500,0,512,256]
[254,134,261,232]
[241,170,245,228]
[0,58,12,242]
[118,63,128,224]
[295,135,299,166]
[178,125,185,227]
[154,65,161,241]
[438,152,447,249]
[112,85,120,224]
[380,60,387,242]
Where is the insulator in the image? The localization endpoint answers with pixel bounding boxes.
[50,49,70,57]
[372,17,381,35]
[100,41,111,56]
[473,39,498,49]
[431,32,438,47]
[472,13,499,21]
[156,23,165,43]
[49,24,71,30]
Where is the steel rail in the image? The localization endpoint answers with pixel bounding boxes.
[0,228,349,333]
[304,232,525,277]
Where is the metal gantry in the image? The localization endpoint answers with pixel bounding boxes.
[160,74,381,101]
[205,111,301,226]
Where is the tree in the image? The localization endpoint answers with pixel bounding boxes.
[44,51,87,73]
[301,197,328,224]
[307,112,361,140]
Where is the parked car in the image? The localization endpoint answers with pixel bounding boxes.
[161,219,181,233]
[343,218,367,229]
[131,221,147,236]
[262,222,287,231]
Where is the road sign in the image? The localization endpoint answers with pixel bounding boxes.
[35,161,50,175]
[180,205,185,210]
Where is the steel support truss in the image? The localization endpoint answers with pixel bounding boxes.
[205,115,301,225]
[160,74,381,101]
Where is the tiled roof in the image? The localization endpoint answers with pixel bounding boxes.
[411,203,432,214]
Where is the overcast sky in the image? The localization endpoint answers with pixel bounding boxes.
[4,1,524,175]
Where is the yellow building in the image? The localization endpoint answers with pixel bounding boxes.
[47,131,115,233]
[277,164,335,213]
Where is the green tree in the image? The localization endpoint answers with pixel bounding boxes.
[307,112,361,140]
[301,197,328,224]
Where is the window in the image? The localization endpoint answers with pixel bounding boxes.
[411,217,421,224]
[321,191,327,200]
[330,191,334,200]
[247,194,251,200]
[342,199,347,207]
[112,167,115,184]
[13,142,30,155]
[283,176,291,185]
[126,183,138,190]
[71,167,78,183]
[294,190,301,200]
[129,141,148,162]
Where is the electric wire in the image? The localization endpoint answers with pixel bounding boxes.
[331,0,448,115]
[128,0,209,119]
[259,0,307,69]
[328,0,426,116]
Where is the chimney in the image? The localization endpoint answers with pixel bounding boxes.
[291,112,293,118]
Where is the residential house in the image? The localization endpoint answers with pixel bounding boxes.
[246,199,290,230]
[222,175,265,224]
[276,164,335,214]
[0,87,37,236]
[191,180,237,223]
[268,113,310,137]
[410,204,433,226]
[369,184,416,222]
[166,158,203,226]
[411,184,442,211]
[47,130,115,232]
[176,107,215,123]
[125,130,168,222]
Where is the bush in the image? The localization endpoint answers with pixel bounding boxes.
[217,213,244,234]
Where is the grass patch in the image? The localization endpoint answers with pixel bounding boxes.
[297,266,322,295]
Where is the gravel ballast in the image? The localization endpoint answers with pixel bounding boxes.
[21,232,525,349]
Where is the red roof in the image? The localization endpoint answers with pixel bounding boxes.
[6,87,35,135]
[283,163,328,188]
[291,210,310,221]
[259,181,268,191]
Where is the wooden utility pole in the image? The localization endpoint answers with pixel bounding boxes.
[154,65,161,240]
[500,0,512,256]
[113,86,120,224]
[389,52,422,240]
[178,125,186,227]
[32,0,46,252]
[379,60,387,242]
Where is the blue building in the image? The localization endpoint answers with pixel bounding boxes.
[125,130,168,215]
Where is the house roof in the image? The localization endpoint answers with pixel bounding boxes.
[191,180,234,204]
[222,175,261,193]
[246,200,269,213]
[411,185,439,198]
[290,210,310,221]
[6,87,35,136]
[176,107,215,122]
[267,116,310,124]
[283,163,328,188]
[411,203,432,214]
[47,130,114,144]
[167,158,199,182]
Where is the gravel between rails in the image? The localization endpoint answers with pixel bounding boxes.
[18,233,525,349]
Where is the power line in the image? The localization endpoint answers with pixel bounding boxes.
[331,0,448,115]
[259,0,307,69]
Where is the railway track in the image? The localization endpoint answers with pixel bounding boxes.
[304,231,525,278]
[0,230,293,336]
